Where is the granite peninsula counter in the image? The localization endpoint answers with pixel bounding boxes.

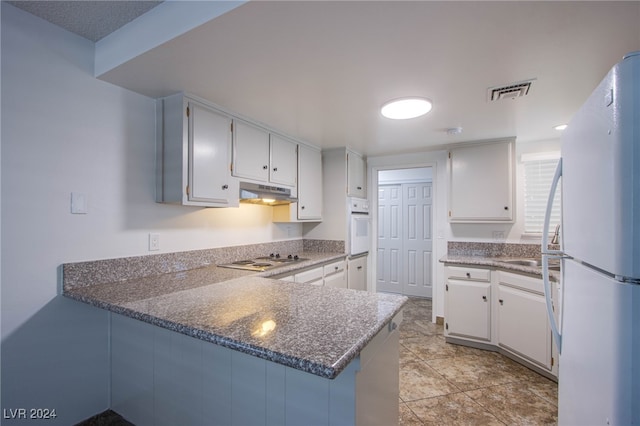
[62,245,407,425]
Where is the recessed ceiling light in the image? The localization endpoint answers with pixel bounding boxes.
[381,97,432,120]
[554,124,568,131]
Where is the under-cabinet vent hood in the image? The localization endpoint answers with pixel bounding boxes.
[239,182,297,206]
[487,79,536,101]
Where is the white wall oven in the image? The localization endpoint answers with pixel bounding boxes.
[349,197,370,255]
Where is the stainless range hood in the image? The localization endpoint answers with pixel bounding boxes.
[239,182,297,206]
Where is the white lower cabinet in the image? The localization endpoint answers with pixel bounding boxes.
[348,255,367,291]
[324,260,347,288]
[445,265,556,378]
[497,271,553,370]
[283,259,347,288]
[444,267,492,342]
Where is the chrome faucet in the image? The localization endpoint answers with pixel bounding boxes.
[551,224,561,245]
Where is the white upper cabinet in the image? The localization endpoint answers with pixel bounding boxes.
[272,143,322,222]
[156,94,238,207]
[448,139,515,222]
[347,150,366,198]
[232,120,297,188]
[232,120,270,182]
[269,134,298,187]
[297,144,322,220]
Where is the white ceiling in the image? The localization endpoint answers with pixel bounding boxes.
[12,1,640,156]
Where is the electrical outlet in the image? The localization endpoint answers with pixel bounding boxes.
[149,233,160,251]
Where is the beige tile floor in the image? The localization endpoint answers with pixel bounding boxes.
[399,297,558,426]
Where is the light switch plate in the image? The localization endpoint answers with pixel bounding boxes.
[71,192,87,214]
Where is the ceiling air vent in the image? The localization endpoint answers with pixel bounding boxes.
[488,79,535,101]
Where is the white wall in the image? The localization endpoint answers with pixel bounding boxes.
[0,4,300,424]
[378,167,432,184]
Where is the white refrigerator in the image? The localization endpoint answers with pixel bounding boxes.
[542,51,640,425]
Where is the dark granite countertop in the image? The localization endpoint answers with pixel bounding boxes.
[64,251,407,379]
[440,254,560,282]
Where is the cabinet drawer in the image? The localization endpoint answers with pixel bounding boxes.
[324,260,346,276]
[498,271,543,294]
[294,267,323,285]
[447,266,490,282]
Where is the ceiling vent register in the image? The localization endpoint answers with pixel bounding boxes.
[488,79,535,101]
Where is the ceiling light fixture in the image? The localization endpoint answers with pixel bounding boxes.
[554,124,568,131]
[381,97,433,120]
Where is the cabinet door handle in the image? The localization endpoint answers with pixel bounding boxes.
[273,167,278,172]
[499,299,504,305]
[466,272,471,278]
[300,206,305,210]
[222,184,229,190]
[263,165,268,170]
[357,186,362,190]
[504,206,509,210]
[334,266,339,270]
[357,266,363,270]
[482,295,487,301]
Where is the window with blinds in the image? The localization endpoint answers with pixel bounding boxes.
[523,156,561,234]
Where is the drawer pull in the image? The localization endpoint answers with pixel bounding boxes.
[466,272,471,278]
[263,165,268,170]
[357,266,363,270]
[482,295,487,301]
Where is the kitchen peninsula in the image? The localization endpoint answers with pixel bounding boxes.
[63,242,407,426]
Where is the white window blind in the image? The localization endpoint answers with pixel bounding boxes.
[523,156,561,234]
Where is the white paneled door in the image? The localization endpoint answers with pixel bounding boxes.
[377,183,433,297]
[378,185,403,294]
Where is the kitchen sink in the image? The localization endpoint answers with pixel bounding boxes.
[500,258,560,271]
[501,258,542,267]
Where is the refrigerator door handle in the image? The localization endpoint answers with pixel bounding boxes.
[542,159,563,353]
